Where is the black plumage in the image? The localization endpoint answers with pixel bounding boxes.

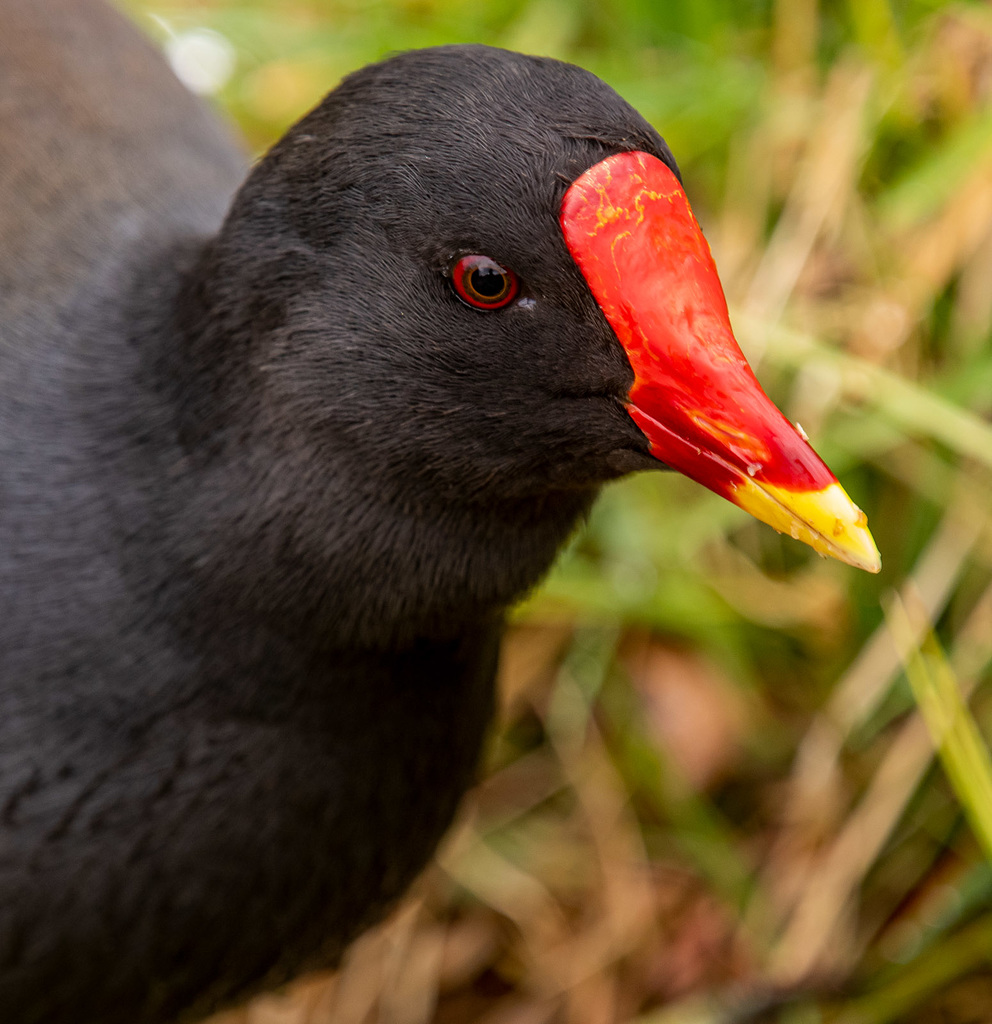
[0,2,685,1021]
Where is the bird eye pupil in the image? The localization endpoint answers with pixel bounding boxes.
[470,267,505,298]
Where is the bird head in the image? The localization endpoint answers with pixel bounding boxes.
[196,44,878,581]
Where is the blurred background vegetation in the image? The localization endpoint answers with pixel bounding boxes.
[122,1,992,1021]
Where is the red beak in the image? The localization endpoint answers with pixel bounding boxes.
[561,151,879,573]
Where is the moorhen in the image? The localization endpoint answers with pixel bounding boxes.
[0,1,880,1022]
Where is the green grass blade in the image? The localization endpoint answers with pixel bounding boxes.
[742,318,992,473]
[886,595,992,866]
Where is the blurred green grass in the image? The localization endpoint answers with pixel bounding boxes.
[122,1,992,1021]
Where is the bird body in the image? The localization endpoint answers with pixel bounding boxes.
[0,7,620,1019]
[0,3,878,1021]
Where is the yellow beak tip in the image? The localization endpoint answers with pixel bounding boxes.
[732,479,881,574]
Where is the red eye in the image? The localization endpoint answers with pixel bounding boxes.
[451,255,519,309]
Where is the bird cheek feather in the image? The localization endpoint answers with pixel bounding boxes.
[561,150,880,573]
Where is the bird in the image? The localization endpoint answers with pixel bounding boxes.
[0,1,880,1022]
